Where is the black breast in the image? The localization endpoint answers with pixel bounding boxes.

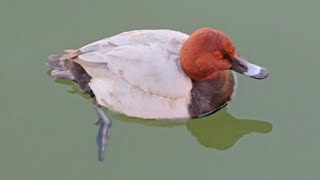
[188,71,235,118]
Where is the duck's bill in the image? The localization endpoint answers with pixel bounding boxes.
[230,56,268,79]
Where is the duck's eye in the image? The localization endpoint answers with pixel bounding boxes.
[213,51,223,59]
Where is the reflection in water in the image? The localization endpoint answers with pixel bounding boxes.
[53,79,272,150]
[186,108,272,150]
[54,79,92,99]
[109,108,272,150]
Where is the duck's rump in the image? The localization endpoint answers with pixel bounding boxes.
[48,54,94,97]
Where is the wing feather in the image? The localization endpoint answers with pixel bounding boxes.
[72,30,192,118]
[76,43,192,98]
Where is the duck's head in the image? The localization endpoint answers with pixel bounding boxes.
[180,28,268,81]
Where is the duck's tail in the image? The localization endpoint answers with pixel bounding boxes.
[48,50,93,95]
[48,54,75,80]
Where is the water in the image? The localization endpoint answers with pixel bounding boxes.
[1,0,319,179]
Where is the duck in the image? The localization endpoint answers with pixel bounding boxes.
[48,28,268,161]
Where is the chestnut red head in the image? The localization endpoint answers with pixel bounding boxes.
[180,28,268,80]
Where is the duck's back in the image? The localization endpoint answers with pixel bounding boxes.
[74,30,193,119]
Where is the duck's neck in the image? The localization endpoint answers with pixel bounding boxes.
[188,70,235,118]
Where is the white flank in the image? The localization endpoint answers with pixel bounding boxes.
[74,30,193,119]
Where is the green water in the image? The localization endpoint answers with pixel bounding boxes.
[1,0,319,179]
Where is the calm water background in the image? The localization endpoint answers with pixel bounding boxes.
[1,0,319,179]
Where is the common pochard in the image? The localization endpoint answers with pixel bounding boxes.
[48,28,268,161]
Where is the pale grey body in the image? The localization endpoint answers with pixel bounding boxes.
[74,30,194,119]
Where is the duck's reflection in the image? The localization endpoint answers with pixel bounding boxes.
[111,107,272,150]
[186,108,272,150]
[54,79,272,150]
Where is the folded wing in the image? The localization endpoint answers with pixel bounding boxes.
[74,30,192,119]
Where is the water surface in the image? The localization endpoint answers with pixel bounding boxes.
[1,0,319,179]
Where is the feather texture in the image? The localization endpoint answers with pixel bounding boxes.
[74,30,193,119]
